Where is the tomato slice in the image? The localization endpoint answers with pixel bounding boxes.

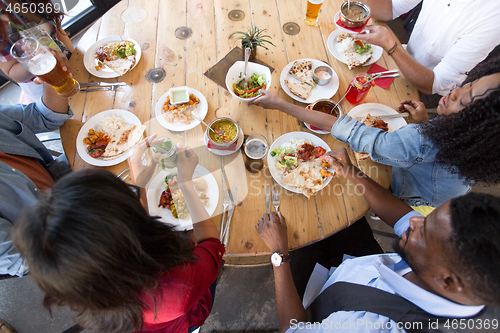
[354,40,364,47]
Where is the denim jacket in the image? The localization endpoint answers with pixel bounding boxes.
[331,115,470,207]
[0,99,72,276]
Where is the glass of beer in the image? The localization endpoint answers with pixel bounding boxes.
[244,134,268,173]
[10,37,79,97]
[304,0,325,26]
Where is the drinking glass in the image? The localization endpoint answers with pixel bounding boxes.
[244,134,268,173]
[10,37,79,97]
[304,0,325,26]
[345,73,373,104]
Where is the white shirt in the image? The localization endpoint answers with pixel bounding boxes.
[286,211,485,332]
[391,0,500,95]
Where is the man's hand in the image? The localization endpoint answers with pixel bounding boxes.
[351,25,395,51]
[176,144,199,185]
[34,49,73,85]
[256,212,288,254]
[399,99,429,124]
[127,134,160,187]
[248,89,285,109]
[319,147,354,178]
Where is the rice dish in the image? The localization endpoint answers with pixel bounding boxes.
[96,115,127,133]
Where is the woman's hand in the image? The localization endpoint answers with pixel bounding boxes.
[351,25,395,51]
[127,134,160,187]
[256,212,288,254]
[248,89,285,109]
[399,99,429,124]
[319,147,355,178]
[176,145,199,185]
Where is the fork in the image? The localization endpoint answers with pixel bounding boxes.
[220,188,230,238]
[80,85,120,93]
[272,186,280,213]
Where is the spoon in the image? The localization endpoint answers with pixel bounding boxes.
[191,112,218,135]
[329,86,351,115]
[238,47,251,88]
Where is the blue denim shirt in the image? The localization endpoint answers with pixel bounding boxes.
[0,98,72,276]
[331,115,469,207]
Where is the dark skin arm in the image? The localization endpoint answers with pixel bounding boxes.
[256,212,307,332]
[321,148,413,227]
[249,90,338,132]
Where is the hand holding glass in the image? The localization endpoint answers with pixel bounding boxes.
[10,37,79,97]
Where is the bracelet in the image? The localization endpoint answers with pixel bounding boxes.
[387,42,398,56]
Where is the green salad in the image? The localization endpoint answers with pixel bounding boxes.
[232,73,267,99]
[353,39,372,55]
[116,41,136,59]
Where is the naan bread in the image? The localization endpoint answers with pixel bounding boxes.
[285,80,314,100]
[289,60,315,86]
[282,160,324,198]
[354,114,378,161]
[336,34,372,70]
[96,115,146,159]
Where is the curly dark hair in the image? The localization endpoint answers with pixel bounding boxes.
[448,193,500,305]
[421,55,500,184]
[12,169,195,332]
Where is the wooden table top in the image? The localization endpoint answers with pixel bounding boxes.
[61,0,418,265]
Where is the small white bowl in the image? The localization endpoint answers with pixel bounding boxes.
[225,61,272,102]
[169,86,190,105]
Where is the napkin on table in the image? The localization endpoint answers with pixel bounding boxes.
[367,63,396,89]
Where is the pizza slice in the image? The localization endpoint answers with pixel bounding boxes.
[285,80,314,100]
[288,60,315,87]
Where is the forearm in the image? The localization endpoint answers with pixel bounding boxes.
[390,46,434,95]
[0,60,34,83]
[180,182,219,242]
[359,0,393,21]
[276,99,337,132]
[274,263,308,332]
[56,28,75,53]
[41,83,69,114]
[345,166,412,227]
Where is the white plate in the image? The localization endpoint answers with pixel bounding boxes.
[146,166,219,231]
[327,29,382,67]
[83,36,142,78]
[76,109,142,167]
[225,61,272,102]
[280,59,340,104]
[334,11,370,34]
[267,132,334,195]
[203,127,244,156]
[154,88,208,132]
[348,103,407,132]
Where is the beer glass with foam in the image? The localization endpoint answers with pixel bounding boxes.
[244,134,268,173]
[10,37,79,97]
[304,0,325,26]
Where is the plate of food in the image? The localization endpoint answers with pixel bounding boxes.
[154,87,208,131]
[280,59,339,104]
[84,36,142,78]
[76,109,146,166]
[348,103,407,161]
[146,166,219,231]
[327,30,382,69]
[267,132,335,198]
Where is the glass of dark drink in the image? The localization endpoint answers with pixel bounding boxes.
[10,37,80,97]
[244,134,268,173]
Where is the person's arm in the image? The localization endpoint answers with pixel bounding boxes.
[249,90,338,131]
[352,25,434,94]
[321,148,412,227]
[0,59,35,83]
[177,145,219,242]
[127,134,160,189]
[55,26,75,53]
[41,82,69,114]
[256,212,307,332]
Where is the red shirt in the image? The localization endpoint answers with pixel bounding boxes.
[139,238,225,332]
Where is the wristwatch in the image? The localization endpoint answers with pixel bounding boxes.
[271,252,290,267]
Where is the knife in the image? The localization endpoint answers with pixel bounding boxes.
[80,82,127,87]
[222,186,237,246]
[356,112,409,121]
[265,185,271,214]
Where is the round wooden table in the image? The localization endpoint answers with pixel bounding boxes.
[61,0,418,265]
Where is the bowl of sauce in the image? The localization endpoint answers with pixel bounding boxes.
[340,1,370,29]
[169,86,190,105]
[313,66,333,86]
[207,117,239,148]
[310,99,343,117]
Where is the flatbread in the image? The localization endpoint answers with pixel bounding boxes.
[354,114,385,161]
[95,115,146,160]
[282,160,324,198]
[95,42,136,75]
[336,34,372,70]
[289,60,315,86]
[285,80,314,100]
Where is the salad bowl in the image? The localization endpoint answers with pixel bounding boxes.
[225,61,271,102]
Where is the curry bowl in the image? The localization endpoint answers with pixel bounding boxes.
[207,117,240,148]
[310,99,343,118]
[339,1,370,29]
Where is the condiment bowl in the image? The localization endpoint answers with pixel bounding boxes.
[225,61,271,102]
[310,99,343,117]
[339,1,370,29]
[207,117,240,149]
[313,66,333,86]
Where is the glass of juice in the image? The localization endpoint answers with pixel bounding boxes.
[345,73,372,105]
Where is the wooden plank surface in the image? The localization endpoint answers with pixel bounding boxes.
[63,0,418,265]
